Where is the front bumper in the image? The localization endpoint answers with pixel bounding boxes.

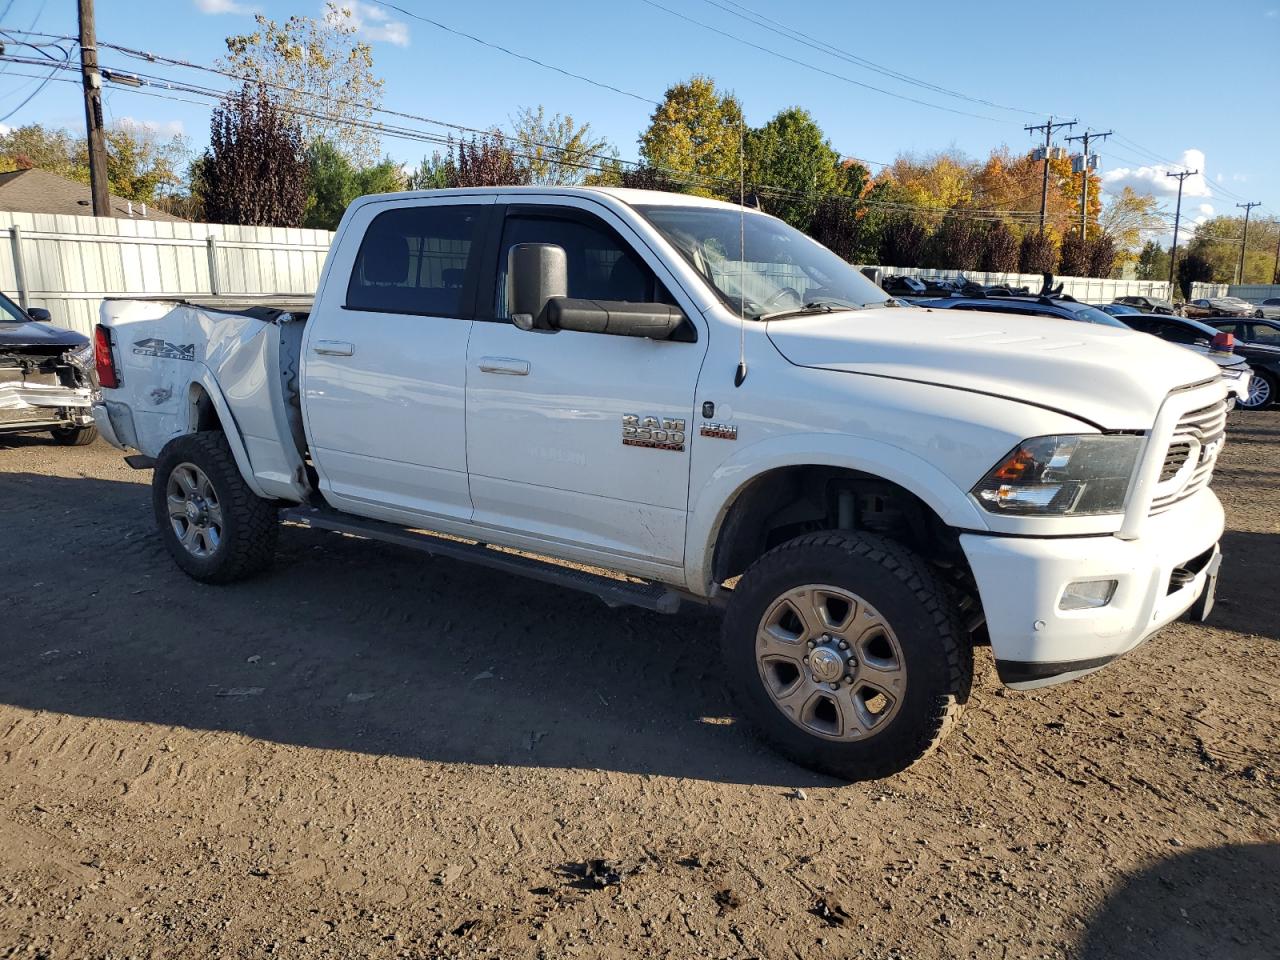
[961,486,1225,690]
[0,382,93,434]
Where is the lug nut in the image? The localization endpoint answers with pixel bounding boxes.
[838,640,848,650]
[807,640,816,648]
[829,682,840,691]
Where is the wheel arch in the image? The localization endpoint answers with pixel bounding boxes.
[179,368,269,499]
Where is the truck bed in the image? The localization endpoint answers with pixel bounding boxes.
[103,295,313,320]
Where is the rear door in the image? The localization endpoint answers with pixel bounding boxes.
[464,197,708,567]
[302,195,494,523]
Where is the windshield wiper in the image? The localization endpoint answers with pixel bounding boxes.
[758,300,861,322]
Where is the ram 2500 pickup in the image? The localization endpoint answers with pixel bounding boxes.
[92,187,1227,780]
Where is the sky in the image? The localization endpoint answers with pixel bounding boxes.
[1,0,1277,243]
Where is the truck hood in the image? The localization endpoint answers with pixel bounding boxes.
[0,319,88,350]
[766,306,1221,429]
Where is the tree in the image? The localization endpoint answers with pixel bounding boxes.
[1176,251,1215,300]
[1187,215,1280,285]
[221,2,384,165]
[924,215,984,270]
[809,196,860,262]
[879,216,929,267]
[1058,229,1088,276]
[1019,231,1058,274]
[1135,240,1170,281]
[1087,232,1119,279]
[639,75,743,198]
[449,132,530,188]
[512,106,609,186]
[303,140,403,230]
[744,107,843,231]
[200,85,309,227]
[0,121,188,205]
[883,150,974,217]
[1099,186,1165,271]
[980,220,1019,272]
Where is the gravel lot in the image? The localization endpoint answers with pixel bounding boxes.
[1,412,1277,960]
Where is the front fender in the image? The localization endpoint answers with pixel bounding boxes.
[683,432,990,595]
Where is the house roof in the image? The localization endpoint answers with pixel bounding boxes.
[0,168,186,221]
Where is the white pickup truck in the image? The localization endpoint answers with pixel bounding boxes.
[93,187,1227,780]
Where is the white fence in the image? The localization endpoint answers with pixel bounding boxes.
[862,265,1174,303]
[0,212,335,336]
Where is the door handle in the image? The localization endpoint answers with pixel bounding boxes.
[313,340,355,357]
[478,357,530,376]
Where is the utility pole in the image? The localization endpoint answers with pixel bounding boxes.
[1166,169,1198,292]
[1065,129,1111,241]
[1235,201,1261,285]
[1273,221,1280,285]
[1024,116,1077,234]
[78,0,111,217]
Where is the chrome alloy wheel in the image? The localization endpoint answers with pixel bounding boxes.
[166,462,224,558]
[755,585,906,741]
[1243,374,1272,409]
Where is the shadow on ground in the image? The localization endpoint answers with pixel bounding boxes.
[1075,843,1280,959]
[0,470,834,787]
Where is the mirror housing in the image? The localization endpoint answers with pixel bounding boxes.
[27,307,52,322]
[508,243,567,331]
[545,299,684,340]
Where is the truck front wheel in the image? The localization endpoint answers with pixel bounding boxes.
[721,531,972,781]
[152,431,278,584]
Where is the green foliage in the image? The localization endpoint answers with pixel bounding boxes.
[407,152,453,191]
[744,107,843,231]
[639,75,743,198]
[303,141,404,230]
[1176,251,1215,298]
[512,106,610,186]
[1187,215,1280,284]
[0,121,188,205]
[221,2,384,165]
[1135,240,1170,281]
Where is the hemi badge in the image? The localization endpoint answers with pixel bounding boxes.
[700,422,738,440]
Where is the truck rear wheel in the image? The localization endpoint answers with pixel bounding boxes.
[152,431,278,584]
[721,531,971,781]
[50,424,98,446]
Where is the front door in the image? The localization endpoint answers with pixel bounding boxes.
[465,197,708,566]
[302,196,494,523]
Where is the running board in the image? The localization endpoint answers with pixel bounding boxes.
[281,505,686,615]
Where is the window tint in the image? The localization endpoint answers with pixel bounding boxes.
[496,214,665,319]
[1157,322,1201,344]
[1214,322,1244,337]
[347,204,485,316]
[1249,323,1280,343]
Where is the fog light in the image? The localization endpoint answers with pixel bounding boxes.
[1059,579,1117,610]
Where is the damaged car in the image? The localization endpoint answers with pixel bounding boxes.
[0,291,98,445]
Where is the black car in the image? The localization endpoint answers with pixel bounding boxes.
[1205,316,1280,348]
[1121,312,1279,410]
[906,292,1254,405]
[1114,295,1177,315]
[0,292,99,444]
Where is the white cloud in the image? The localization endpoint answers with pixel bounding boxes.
[1101,148,1213,201]
[117,116,186,138]
[1197,202,1215,217]
[328,0,410,46]
[194,0,251,13]
[0,123,10,136]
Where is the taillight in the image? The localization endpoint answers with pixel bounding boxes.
[1211,331,1235,354]
[94,323,120,388]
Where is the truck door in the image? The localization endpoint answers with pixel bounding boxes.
[465,198,708,567]
[301,195,494,523]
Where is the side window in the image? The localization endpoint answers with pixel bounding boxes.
[347,204,486,317]
[1158,322,1200,344]
[1249,323,1280,344]
[1214,322,1243,337]
[495,213,669,319]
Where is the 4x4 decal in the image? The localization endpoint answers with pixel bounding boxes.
[132,338,195,361]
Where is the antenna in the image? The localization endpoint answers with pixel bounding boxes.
[734,122,748,387]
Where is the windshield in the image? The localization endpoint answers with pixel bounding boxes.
[0,292,28,323]
[636,204,890,320]
[1059,302,1130,328]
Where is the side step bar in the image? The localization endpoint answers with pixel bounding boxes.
[281,505,687,615]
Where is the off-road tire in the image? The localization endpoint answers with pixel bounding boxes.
[152,431,278,584]
[721,531,972,781]
[50,424,98,446]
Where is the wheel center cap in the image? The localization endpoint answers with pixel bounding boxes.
[185,501,201,522]
[809,646,846,683]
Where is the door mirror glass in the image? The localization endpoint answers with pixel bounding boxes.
[508,243,567,330]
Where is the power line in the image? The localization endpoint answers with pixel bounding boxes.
[635,0,1005,122]
[693,0,1044,116]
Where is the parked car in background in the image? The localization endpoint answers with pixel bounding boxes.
[1252,297,1280,320]
[1114,295,1176,315]
[1184,297,1255,319]
[913,294,1252,406]
[1207,316,1280,347]
[1122,312,1279,410]
[0,291,98,445]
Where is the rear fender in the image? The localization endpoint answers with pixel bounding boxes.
[186,367,270,499]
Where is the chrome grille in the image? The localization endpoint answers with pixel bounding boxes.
[1149,399,1227,514]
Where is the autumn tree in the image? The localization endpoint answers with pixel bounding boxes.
[200,85,309,227]
[512,106,609,186]
[449,132,530,188]
[221,2,384,165]
[1087,232,1119,278]
[1058,229,1088,276]
[879,216,929,267]
[883,150,974,217]
[639,75,743,198]
[1018,230,1058,274]
[1099,186,1165,271]
[980,220,1019,272]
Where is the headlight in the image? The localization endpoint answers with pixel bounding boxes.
[972,435,1143,516]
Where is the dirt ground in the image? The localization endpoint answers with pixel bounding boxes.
[0,412,1277,960]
